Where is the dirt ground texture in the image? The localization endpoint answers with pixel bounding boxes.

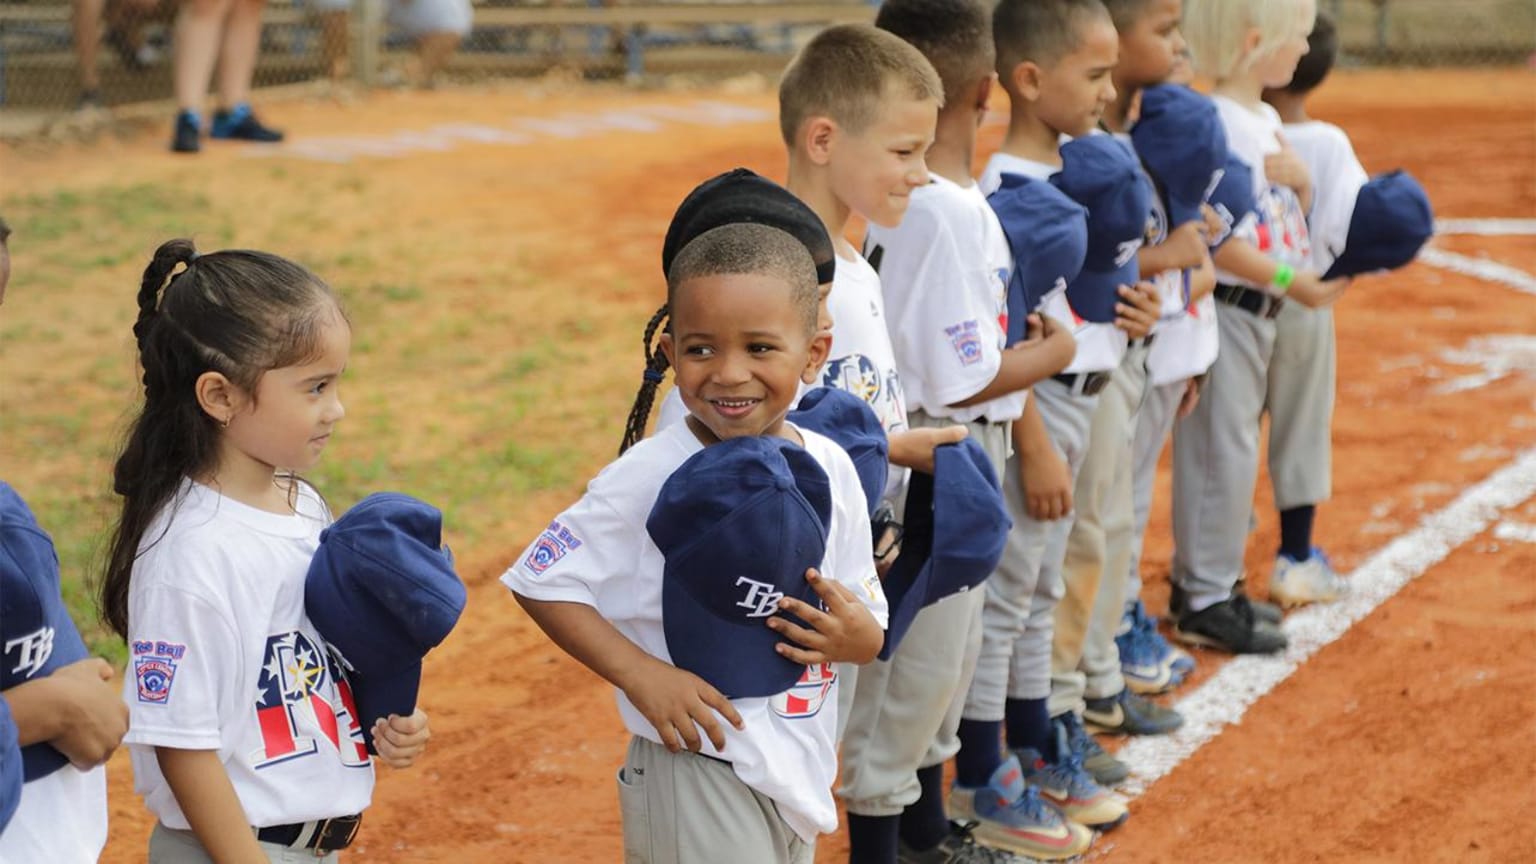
[0,68,1532,863]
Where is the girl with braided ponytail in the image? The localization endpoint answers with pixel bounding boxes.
[100,239,429,863]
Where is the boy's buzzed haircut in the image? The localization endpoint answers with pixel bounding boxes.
[778,23,944,145]
[667,223,821,334]
[1100,0,1154,30]
[875,0,994,108]
[993,0,1112,76]
[1282,9,1338,94]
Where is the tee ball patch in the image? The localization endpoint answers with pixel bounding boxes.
[945,320,985,367]
[132,640,186,705]
[525,520,583,574]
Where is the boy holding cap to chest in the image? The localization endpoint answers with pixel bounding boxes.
[504,175,888,864]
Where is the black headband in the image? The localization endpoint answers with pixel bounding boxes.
[662,168,837,286]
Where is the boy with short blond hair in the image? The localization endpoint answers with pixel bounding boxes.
[840,2,1080,861]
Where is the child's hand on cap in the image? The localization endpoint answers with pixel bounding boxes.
[1115,281,1161,339]
[1163,221,1209,271]
[1287,271,1351,309]
[622,658,744,754]
[769,569,883,666]
[373,708,431,769]
[887,426,968,475]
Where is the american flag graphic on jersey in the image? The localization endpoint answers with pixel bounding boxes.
[770,662,837,719]
[250,631,369,769]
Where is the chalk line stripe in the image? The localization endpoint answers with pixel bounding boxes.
[1436,218,1536,236]
[1417,248,1536,297]
[1117,447,1536,798]
[1493,521,1536,544]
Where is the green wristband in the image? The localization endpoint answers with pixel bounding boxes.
[1271,263,1295,294]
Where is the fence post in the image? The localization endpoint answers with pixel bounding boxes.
[354,0,384,87]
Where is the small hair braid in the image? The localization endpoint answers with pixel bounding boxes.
[133,239,197,397]
[618,304,672,456]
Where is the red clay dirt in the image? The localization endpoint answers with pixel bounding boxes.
[1,68,1529,863]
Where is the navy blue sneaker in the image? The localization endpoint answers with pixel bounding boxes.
[1016,739,1129,831]
[171,110,201,153]
[1047,709,1128,786]
[947,755,1093,860]
[1083,688,1184,736]
[211,104,284,143]
[1117,599,1192,694]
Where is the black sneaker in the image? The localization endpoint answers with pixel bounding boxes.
[171,110,201,153]
[1174,596,1287,654]
[210,107,284,142]
[1230,588,1283,626]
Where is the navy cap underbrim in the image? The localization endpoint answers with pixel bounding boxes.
[1066,256,1138,324]
[878,469,937,661]
[346,660,423,756]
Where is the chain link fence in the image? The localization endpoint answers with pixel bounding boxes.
[0,0,1531,111]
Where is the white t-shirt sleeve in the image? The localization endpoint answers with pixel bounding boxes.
[123,583,240,751]
[1288,122,1368,273]
[502,489,632,610]
[878,203,1005,410]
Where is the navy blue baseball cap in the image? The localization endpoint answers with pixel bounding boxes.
[1132,85,1226,227]
[789,387,889,518]
[663,168,836,286]
[879,438,1011,660]
[989,174,1089,345]
[1051,136,1150,323]
[1206,156,1259,250]
[648,436,833,699]
[0,696,21,833]
[1322,170,1434,280]
[0,483,90,781]
[306,493,465,750]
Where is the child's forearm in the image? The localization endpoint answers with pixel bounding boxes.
[155,748,268,864]
[1011,396,1054,458]
[1211,238,1281,288]
[515,595,659,693]
[952,327,1076,407]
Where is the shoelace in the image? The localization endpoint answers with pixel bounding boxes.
[1047,723,1105,799]
[1121,606,1166,665]
[1061,712,1108,763]
[1002,784,1061,825]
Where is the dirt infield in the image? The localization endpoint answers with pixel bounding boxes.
[1,68,1532,863]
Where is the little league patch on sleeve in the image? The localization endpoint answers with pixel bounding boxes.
[945,320,985,367]
[524,520,583,574]
[132,640,186,705]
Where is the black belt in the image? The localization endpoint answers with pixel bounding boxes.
[1052,370,1112,396]
[1214,283,1284,320]
[257,814,362,853]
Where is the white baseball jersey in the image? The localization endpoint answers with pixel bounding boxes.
[1212,96,1312,290]
[0,766,107,863]
[1119,130,1221,385]
[865,173,1024,424]
[502,420,885,843]
[981,151,1128,374]
[123,480,375,831]
[1284,120,1369,275]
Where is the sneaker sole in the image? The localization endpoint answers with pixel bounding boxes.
[1172,625,1287,654]
[948,790,1093,860]
[1269,584,1344,609]
[1083,713,1183,736]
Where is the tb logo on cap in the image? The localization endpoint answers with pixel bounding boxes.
[5,627,55,679]
[735,577,784,618]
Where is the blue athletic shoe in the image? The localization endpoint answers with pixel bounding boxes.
[1050,709,1128,786]
[1117,600,1190,694]
[947,755,1092,860]
[210,103,284,143]
[1017,736,1129,831]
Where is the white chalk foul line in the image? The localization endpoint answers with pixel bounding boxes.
[1116,447,1536,798]
[1418,248,1536,297]
[1436,218,1536,236]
